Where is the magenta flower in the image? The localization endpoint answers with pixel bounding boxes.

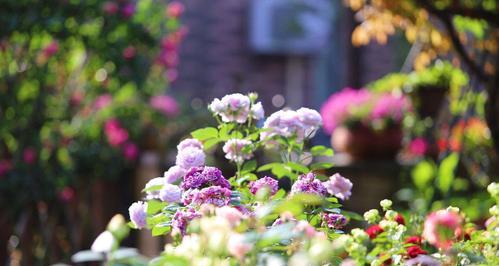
[172,208,201,235]
[94,94,113,110]
[322,213,347,229]
[102,1,119,15]
[150,95,179,117]
[0,160,12,177]
[59,187,75,202]
[422,210,463,250]
[122,46,136,60]
[290,172,328,196]
[42,41,59,58]
[122,142,139,161]
[370,93,409,122]
[23,147,37,165]
[249,176,279,196]
[190,186,232,207]
[323,173,353,200]
[166,1,184,17]
[408,137,428,156]
[181,166,230,190]
[104,119,129,147]
[121,3,135,18]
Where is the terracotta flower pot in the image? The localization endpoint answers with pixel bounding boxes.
[331,125,403,160]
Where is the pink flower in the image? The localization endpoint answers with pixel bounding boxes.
[121,3,135,18]
[94,94,113,110]
[122,46,136,60]
[23,147,37,164]
[122,142,139,161]
[408,137,428,156]
[177,138,203,151]
[227,233,253,260]
[42,41,59,58]
[164,165,186,184]
[175,146,205,170]
[422,210,463,250]
[149,95,179,117]
[104,119,129,147]
[59,187,75,202]
[166,1,184,17]
[323,173,353,200]
[0,160,12,177]
[208,94,251,123]
[159,184,182,203]
[222,139,253,163]
[216,206,245,227]
[294,220,319,238]
[102,1,119,15]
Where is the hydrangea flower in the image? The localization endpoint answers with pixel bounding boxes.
[190,186,232,207]
[181,166,230,190]
[159,184,182,203]
[164,165,186,184]
[144,177,165,199]
[175,146,205,170]
[322,213,348,229]
[422,209,463,250]
[177,138,203,151]
[290,173,328,196]
[172,208,201,235]
[222,139,253,163]
[323,173,353,200]
[209,93,251,123]
[129,201,147,229]
[261,109,322,143]
[249,176,279,196]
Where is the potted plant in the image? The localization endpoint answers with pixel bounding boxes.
[320,88,410,160]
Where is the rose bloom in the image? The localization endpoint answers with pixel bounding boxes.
[128,201,147,229]
[422,210,463,250]
[366,224,384,239]
[177,138,203,151]
[323,173,353,200]
[406,245,428,258]
[222,138,253,164]
[175,146,205,170]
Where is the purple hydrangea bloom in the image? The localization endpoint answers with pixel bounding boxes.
[175,146,205,170]
[144,177,165,199]
[171,208,201,235]
[249,176,279,196]
[323,173,353,200]
[290,172,328,196]
[191,186,232,207]
[322,213,348,229]
[159,184,182,203]
[128,201,147,229]
[177,138,203,151]
[164,165,186,184]
[181,166,230,190]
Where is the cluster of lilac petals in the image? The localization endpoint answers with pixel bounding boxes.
[322,213,348,229]
[171,208,201,236]
[177,138,203,151]
[222,139,253,164]
[261,108,322,143]
[249,176,279,196]
[323,173,353,200]
[181,166,230,191]
[163,165,186,184]
[129,201,147,229]
[175,146,205,170]
[159,184,182,203]
[189,186,232,207]
[144,177,166,199]
[290,172,328,196]
[209,93,264,123]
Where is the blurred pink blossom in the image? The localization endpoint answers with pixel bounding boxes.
[122,142,139,161]
[121,3,135,18]
[104,119,129,147]
[23,147,37,165]
[150,95,179,117]
[227,233,253,260]
[42,41,59,58]
[94,94,113,110]
[166,1,184,17]
[102,1,119,15]
[408,137,428,156]
[59,187,75,202]
[122,46,136,60]
[0,160,12,177]
[422,210,463,250]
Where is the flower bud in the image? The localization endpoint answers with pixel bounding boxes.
[107,214,129,241]
[380,199,392,210]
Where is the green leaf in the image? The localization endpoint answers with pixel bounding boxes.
[286,162,309,174]
[142,185,163,193]
[342,210,364,221]
[257,163,280,172]
[147,200,166,215]
[152,224,171,236]
[411,160,436,191]
[437,153,459,195]
[191,127,218,141]
[271,164,292,178]
[203,138,221,150]
[218,124,235,141]
[310,162,333,171]
[311,145,334,156]
[242,160,257,173]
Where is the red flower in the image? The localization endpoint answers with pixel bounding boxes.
[406,245,428,258]
[366,224,384,239]
[395,213,405,225]
[405,235,422,245]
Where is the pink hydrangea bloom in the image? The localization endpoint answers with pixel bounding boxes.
[122,142,139,161]
[164,165,186,184]
[129,201,147,229]
[370,93,409,122]
[208,93,251,123]
[177,138,203,151]
[422,210,463,250]
[150,95,179,117]
[227,233,253,260]
[175,146,205,170]
[222,138,253,163]
[104,119,129,147]
[122,46,136,60]
[323,173,353,200]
